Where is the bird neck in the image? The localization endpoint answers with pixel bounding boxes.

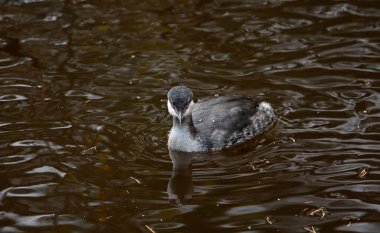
[173,113,197,137]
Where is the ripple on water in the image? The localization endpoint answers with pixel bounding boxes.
[10,140,63,150]
[0,94,27,102]
[6,183,58,198]
[0,121,72,135]
[0,154,37,166]
[0,212,94,230]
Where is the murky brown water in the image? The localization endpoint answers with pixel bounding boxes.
[1,0,380,232]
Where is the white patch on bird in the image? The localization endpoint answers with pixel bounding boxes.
[167,100,178,118]
[183,100,194,117]
[248,101,275,136]
[168,125,204,152]
[259,102,272,111]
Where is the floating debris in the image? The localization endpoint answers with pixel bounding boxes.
[363,80,371,87]
[84,99,91,105]
[98,216,112,222]
[308,207,326,220]
[81,146,97,155]
[342,216,360,227]
[266,216,273,224]
[358,167,368,178]
[145,225,156,233]
[289,137,296,143]
[304,226,317,233]
[130,176,141,184]
[300,208,309,214]
[239,159,269,171]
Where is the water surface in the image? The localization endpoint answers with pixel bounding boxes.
[1,0,380,232]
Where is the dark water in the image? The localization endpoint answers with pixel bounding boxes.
[1,0,380,232]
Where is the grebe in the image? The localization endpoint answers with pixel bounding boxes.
[167,86,275,152]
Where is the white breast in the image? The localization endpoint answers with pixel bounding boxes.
[168,126,205,152]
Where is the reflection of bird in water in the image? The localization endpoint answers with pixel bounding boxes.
[167,86,276,152]
[167,150,193,204]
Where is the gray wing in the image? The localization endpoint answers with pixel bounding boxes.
[192,96,259,149]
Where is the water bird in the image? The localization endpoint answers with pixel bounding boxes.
[167,86,275,152]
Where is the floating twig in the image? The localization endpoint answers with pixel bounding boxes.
[130,176,141,184]
[81,146,97,155]
[304,226,317,233]
[145,225,156,233]
[266,216,273,224]
[342,216,360,227]
[308,207,326,220]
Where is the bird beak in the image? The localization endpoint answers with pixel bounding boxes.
[178,112,183,125]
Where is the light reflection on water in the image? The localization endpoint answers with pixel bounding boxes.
[1,0,380,232]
